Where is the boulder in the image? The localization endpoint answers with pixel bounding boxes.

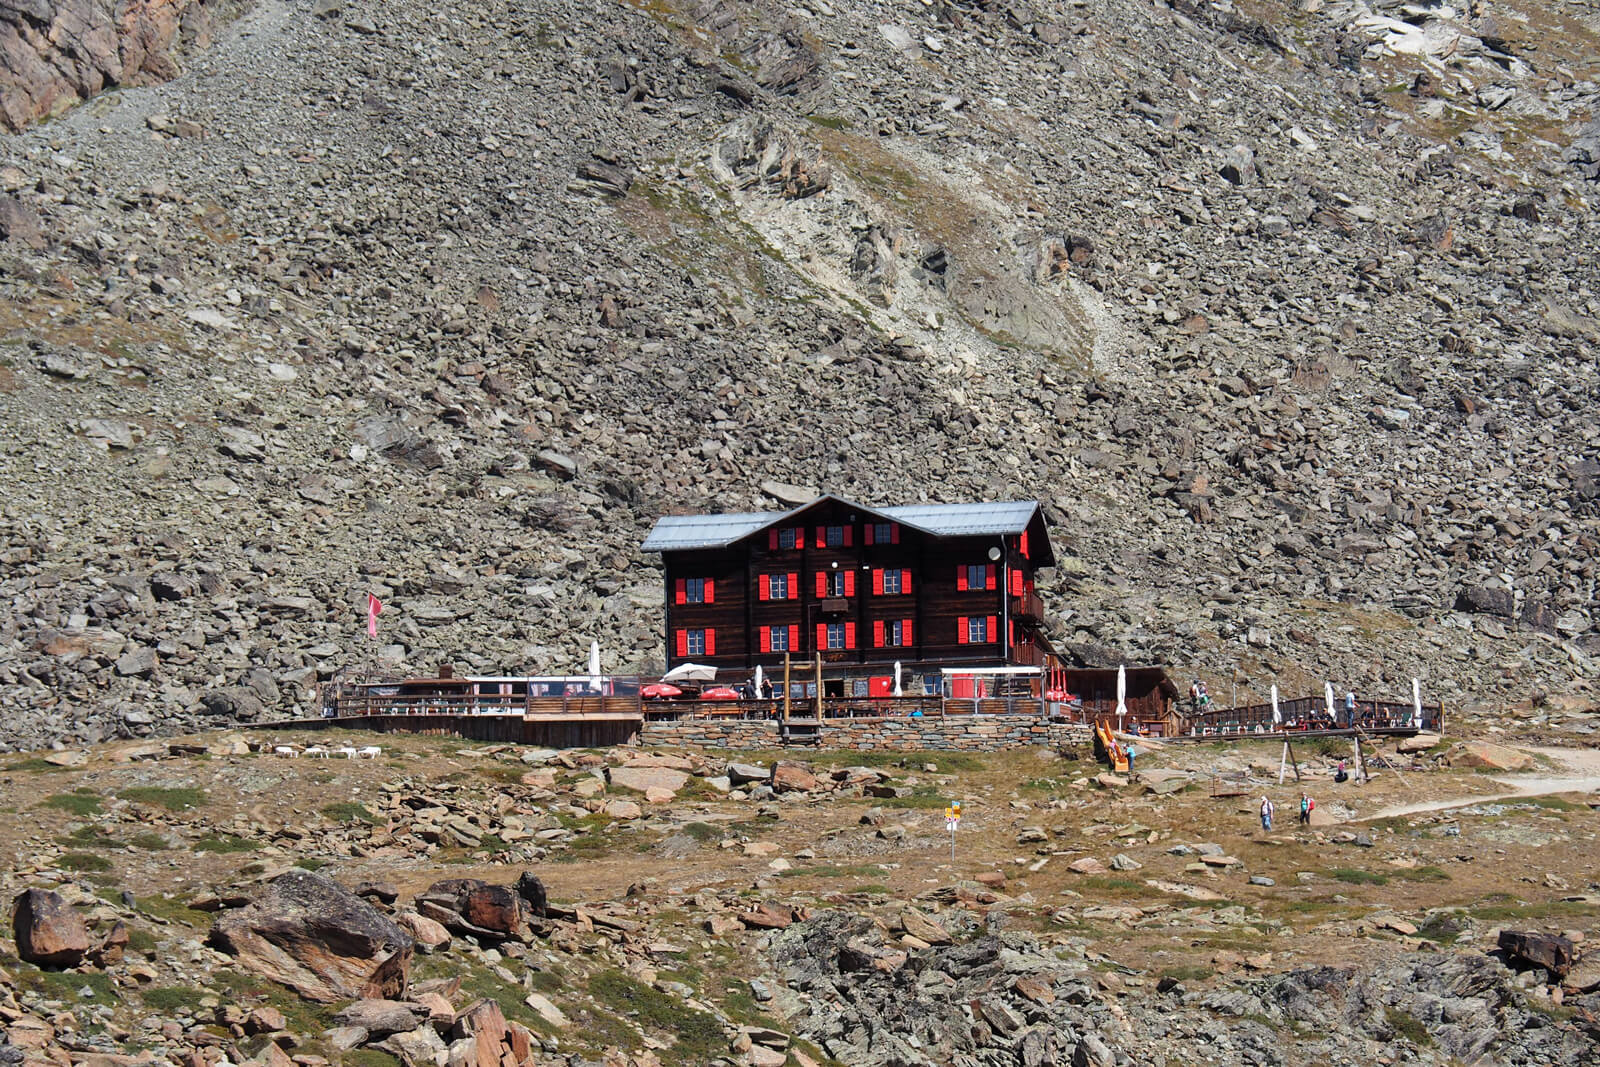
[772,761,818,793]
[1498,930,1576,977]
[608,766,689,794]
[415,878,536,942]
[395,911,452,952]
[727,762,770,784]
[898,907,952,946]
[1453,741,1535,772]
[335,999,428,1036]
[1396,732,1442,754]
[513,872,548,917]
[208,870,414,1002]
[12,888,89,967]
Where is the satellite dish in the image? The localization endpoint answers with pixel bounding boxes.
[987,546,1002,561]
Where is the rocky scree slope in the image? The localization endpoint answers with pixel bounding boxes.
[0,0,1596,746]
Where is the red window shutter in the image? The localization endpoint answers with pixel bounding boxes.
[815,572,826,598]
[674,630,687,657]
[865,524,875,546]
[986,615,998,642]
[704,580,715,604]
[787,572,799,597]
[1020,530,1029,557]
[845,622,856,649]
[788,625,799,650]
[1010,570,1022,596]
[904,618,913,645]
[674,579,686,605]
[843,526,853,547]
[759,574,770,601]
[986,565,997,590]
[843,570,855,597]
[816,623,827,650]
[814,526,825,547]
[957,616,968,644]
[902,569,912,594]
[795,528,805,549]
[956,568,968,592]
[760,626,771,652]
[873,569,884,596]
[891,524,900,544]
[705,629,716,656]
[873,620,884,647]
[769,529,779,551]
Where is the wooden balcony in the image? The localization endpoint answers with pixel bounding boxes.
[1011,589,1044,623]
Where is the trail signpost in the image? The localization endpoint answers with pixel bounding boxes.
[945,801,961,861]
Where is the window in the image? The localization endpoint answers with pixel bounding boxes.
[812,524,853,548]
[673,578,714,604]
[759,572,798,601]
[770,527,805,550]
[957,564,996,591]
[815,570,854,598]
[873,568,911,595]
[759,625,797,652]
[674,628,716,657]
[815,621,857,650]
[956,615,996,644]
[866,522,899,545]
[873,618,914,647]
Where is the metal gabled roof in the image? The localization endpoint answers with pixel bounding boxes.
[641,496,1043,552]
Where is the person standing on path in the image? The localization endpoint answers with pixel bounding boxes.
[1126,742,1137,776]
[1299,793,1313,826]
[1260,795,1275,831]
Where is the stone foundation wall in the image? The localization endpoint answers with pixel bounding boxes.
[640,715,1093,751]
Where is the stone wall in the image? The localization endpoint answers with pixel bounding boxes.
[640,715,1093,752]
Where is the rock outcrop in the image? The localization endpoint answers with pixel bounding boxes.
[12,888,89,967]
[208,870,414,1002]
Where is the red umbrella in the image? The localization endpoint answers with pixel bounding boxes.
[641,683,683,700]
[701,686,741,701]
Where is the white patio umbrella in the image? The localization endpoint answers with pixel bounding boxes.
[661,662,716,684]
[1271,684,1281,727]
[892,661,903,698]
[1324,681,1336,721]
[587,640,602,691]
[753,663,764,696]
[1115,663,1127,728]
[1412,677,1422,727]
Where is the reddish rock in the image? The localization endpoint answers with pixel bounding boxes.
[772,761,818,793]
[0,0,219,132]
[608,765,690,794]
[739,903,795,930]
[13,888,90,967]
[415,877,537,942]
[208,870,414,1003]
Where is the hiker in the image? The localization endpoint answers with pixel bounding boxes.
[1335,759,1348,784]
[1126,742,1137,775]
[1344,689,1356,725]
[1259,795,1274,831]
[1299,793,1314,826]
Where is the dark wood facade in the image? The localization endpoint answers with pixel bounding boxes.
[644,496,1057,682]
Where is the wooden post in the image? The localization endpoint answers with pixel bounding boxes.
[1283,736,1302,783]
[782,654,791,724]
[814,652,823,721]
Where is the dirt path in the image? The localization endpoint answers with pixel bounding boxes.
[1364,745,1600,819]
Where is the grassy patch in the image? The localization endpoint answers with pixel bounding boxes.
[294,857,330,871]
[4,758,74,772]
[870,785,948,809]
[343,1051,400,1067]
[128,831,172,850]
[58,851,112,872]
[126,927,158,955]
[12,962,118,1001]
[1329,868,1389,886]
[320,801,376,825]
[118,787,205,811]
[1157,964,1215,983]
[42,790,102,816]
[682,821,719,842]
[805,113,852,131]
[587,970,724,1064]
[1384,1006,1434,1047]
[1467,899,1597,922]
[142,986,207,1013]
[1394,865,1449,883]
[194,834,260,854]
[137,895,212,927]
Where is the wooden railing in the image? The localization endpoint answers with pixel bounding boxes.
[325,687,644,719]
[1178,695,1442,736]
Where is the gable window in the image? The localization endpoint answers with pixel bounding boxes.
[813,524,853,548]
[758,572,798,601]
[674,628,716,657]
[957,564,997,591]
[770,527,805,551]
[816,621,856,650]
[865,522,900,545]
[873,618,914,648]
[674,578,714,604]
[872,568,912,595]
